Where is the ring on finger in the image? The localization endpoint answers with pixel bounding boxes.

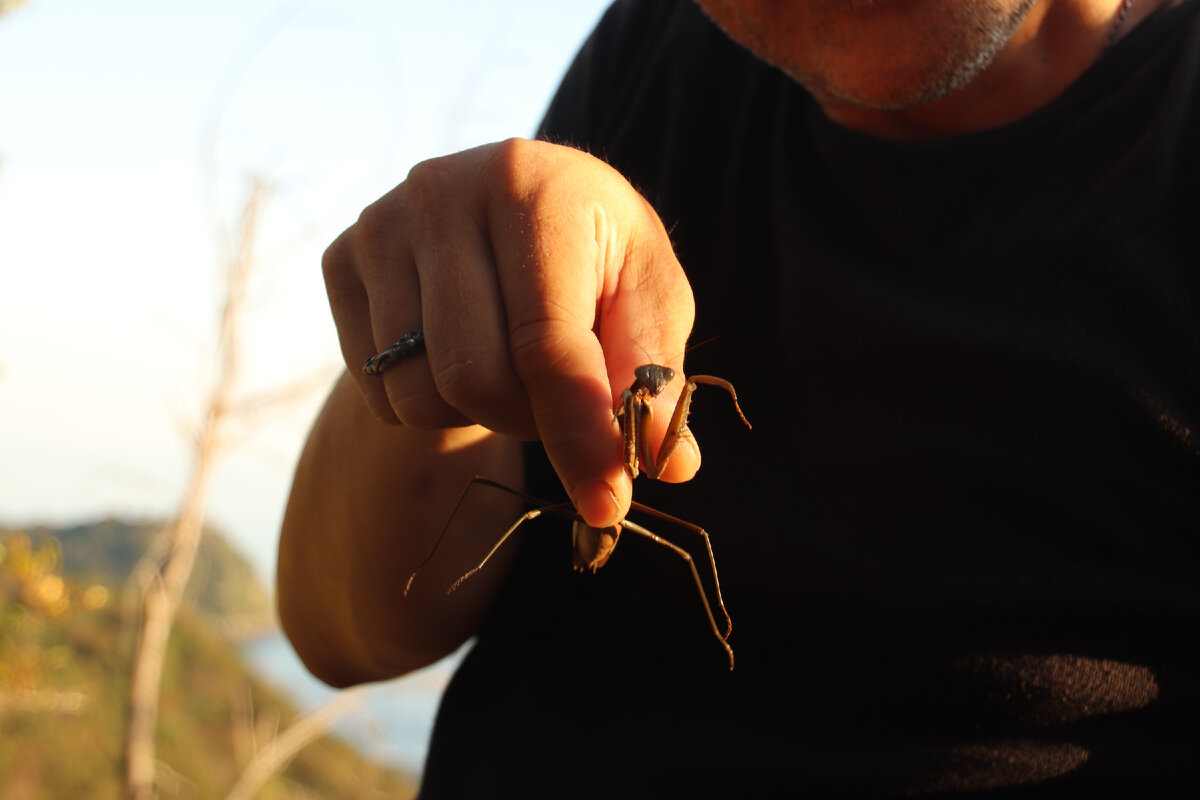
[363,329,426,376]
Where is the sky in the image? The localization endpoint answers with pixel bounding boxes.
[0,0,614,585]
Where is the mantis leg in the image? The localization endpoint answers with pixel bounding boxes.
[651,375,751,479]
[621,511,735,670]
[404,475,566,595]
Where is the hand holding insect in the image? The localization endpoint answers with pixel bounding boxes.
[405,363,751,669]
[288,139,725,682]
[321,138,703,530]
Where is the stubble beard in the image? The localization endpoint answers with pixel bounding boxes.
[776,0,1041,111]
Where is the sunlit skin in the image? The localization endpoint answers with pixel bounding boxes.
[278,0,1163,686]
[694,0,1158,138]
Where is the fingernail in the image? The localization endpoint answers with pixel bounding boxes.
[573,480,621,528]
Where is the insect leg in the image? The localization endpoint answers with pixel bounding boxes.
[688,375,751,429]
[651,375,751,478]
[444,500,574,594]
[619,516,735,670]
[404,475,558,596]
[628,501,733,640]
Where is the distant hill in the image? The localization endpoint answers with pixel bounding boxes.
[0,594,417,798]
[5,518,272,631]
[0,520,419,798]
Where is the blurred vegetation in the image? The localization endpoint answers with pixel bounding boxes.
[0,524,418,799]
[19,519,273,631]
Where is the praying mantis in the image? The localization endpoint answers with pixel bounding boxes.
[405,362,751,669]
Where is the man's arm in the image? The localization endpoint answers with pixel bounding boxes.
[277,373,525,686]
[277,139,703,686]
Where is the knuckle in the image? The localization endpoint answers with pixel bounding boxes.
[358,382,402,426]
[387,385,468,431]
[506,318,572,384]
[477,140,538,218]
[321,231,348,275]
[480,138,598,211]
[354,194,390,235]
[353,191,403,248]
[403,155,469,253]
[321,233,353,292]
[404,155,454,205]
[340,194,405,280]
[429,348,506,411]
[482,137,536,185]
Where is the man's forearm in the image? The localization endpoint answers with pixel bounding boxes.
[277,372,524,686]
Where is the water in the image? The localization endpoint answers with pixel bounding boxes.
[240,632,467,776]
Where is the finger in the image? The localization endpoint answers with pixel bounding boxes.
[597,197,700,485]
[322,227,398,423]
[651,417,702,484]
[477,153,627,525]
[483,141,705,524]
[662,426,701,483]
[510,320,632,528]
[405,157,537,440]
[346,190,471,429]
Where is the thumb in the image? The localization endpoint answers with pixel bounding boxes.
[597,195,701,486]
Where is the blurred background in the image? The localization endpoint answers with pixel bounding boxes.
[0,0,610,795]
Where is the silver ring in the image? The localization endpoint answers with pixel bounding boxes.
[363,329,425,376]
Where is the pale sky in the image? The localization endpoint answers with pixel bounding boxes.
[0,0,613,583]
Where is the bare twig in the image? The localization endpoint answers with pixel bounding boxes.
[225,689,364,800]
[123,177,271,800]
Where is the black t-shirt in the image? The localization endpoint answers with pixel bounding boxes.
[420,1,1200,796]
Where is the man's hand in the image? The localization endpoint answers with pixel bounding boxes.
[322,138,701,528]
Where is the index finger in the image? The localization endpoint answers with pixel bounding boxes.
[483,140,696,526]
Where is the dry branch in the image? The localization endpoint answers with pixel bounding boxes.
[123,177,271,800]
[225,689,365,800]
